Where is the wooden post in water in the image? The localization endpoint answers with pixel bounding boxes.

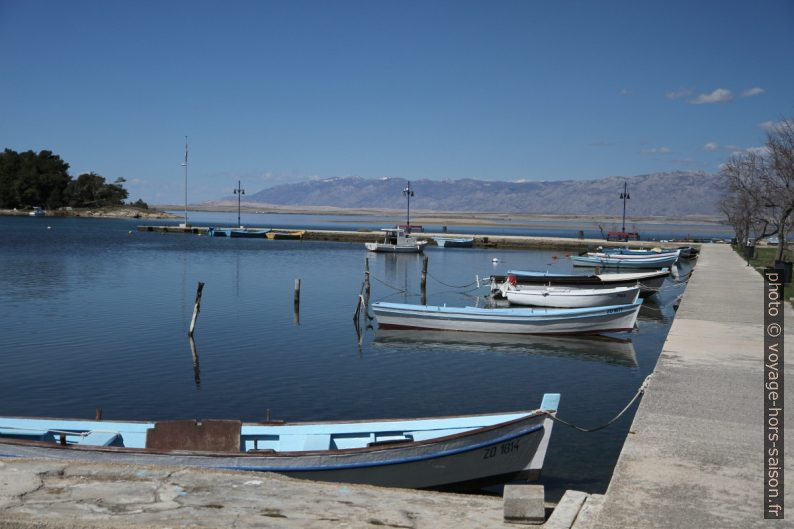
[363,258,370,317]
[421,255,428,305]
[188,282,205,337]
[293,278,301,325]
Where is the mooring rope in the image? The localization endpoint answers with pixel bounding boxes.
[544,374,653,433]
[427,271,479,289]
[370,274,408,292]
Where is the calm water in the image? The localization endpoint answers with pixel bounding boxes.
[0,215,690,497]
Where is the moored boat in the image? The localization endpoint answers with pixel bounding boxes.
[572,253,678,268]
[490,269,669,298]
[0,394,560,490]
[371,300,642,334]
[433,237,474,248]
[208,227,271,238]
[365,228,427,253]
[28,207,45,217]
[502,284,640,308]
[266,230,306,240]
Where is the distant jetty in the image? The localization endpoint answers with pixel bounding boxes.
[1,206,178,220]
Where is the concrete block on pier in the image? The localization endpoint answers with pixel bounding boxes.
[503,484,545,524]
[544,489,588,529]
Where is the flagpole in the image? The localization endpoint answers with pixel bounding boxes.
[181,136,188,227]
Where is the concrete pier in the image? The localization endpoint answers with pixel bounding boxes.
[137,224,691,252]
[591,243,793,528]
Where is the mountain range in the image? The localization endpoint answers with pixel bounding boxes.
[218,171,724,218]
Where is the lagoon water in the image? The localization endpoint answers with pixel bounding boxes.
[0,214,689,496]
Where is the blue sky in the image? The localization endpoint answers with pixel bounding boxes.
[1,0,793,204]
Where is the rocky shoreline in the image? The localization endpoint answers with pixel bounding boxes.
[0,206,178,219]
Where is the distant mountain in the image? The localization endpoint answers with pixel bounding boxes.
[229,171,723,217]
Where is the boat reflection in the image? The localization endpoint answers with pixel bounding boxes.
[373,329,637,367]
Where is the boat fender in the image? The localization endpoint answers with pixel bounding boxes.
[507,274,517,286]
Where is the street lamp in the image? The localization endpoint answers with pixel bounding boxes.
[234,180,245,228]
[403,181,414,233]
[620,182,630,238]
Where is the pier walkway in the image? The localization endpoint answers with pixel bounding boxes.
[592,243,792,528]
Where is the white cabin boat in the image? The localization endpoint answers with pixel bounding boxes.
[365,228,428,253]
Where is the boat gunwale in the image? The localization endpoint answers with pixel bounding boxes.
[0,409,551,458]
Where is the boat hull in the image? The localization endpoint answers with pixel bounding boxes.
[372,301,642,334]
[491,269,669,298]
[572,255,678,268]
[504,285,640,308]
[433,237,474,248]
[365,241,427,253]
[0,399,559,490]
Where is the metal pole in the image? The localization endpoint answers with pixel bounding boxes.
[181,136,188,227]
[622,182,627,233]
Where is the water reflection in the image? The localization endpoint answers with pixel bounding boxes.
[188,336,201,388]
[373,330,637,367]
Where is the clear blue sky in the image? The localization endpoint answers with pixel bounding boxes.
[1,0,793,204]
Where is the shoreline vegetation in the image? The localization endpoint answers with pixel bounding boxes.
[0,206,178,219]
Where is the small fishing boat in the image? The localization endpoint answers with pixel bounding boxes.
[266,230,306,240]
[502,284,640,308]
[600,247,679,256]
[371,300,642,334]
[572,253,679,268]
[208,227,271,238]
[676,246,700,259]
[28,207,45,217]
[0,394,560,490]
[433,237,474,248]
[490,269,669,298]
[365,228,428,253]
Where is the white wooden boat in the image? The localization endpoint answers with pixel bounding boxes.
[365,228,428,253]
[0,394,559,490]
[587,249,680,260]
[372,300,642,334]
[490,269,669,298]
[502,284,640,308]
[572,253,678,268]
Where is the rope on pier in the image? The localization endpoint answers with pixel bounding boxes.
[545,374,653,433]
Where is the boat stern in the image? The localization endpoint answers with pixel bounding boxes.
[523,393,560,479]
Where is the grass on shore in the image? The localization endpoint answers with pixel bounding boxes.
[734,245,793,304]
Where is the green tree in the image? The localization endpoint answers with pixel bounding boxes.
[0,149,70,209]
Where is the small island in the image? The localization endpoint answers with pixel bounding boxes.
[0,148,175,219]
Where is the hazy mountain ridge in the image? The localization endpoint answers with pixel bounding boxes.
[231,171,722,217]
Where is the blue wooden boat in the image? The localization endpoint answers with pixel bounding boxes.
[372,300,642,334]
[208,227,271,238]
[0,394,560,489]
[433,237,474,248]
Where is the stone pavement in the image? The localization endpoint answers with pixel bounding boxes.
[592,244,793,528]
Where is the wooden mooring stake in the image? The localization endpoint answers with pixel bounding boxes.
[188,281,205,337]
[421,255,428,305]
[293,279,301,325]
[363,257,371,316]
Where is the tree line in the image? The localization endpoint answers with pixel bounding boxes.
[720,117,794,262]
[0,148,145,210]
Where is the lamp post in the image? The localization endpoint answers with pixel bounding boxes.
[403,181,414,233]
[180,136,188,227]
[620,181,630,238]
[234,180,245,228]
